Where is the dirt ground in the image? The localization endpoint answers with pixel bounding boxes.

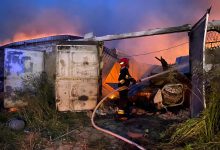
[42,109,189,150]
[0,106,189,150]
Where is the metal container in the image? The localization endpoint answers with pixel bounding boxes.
[55,41,103,111]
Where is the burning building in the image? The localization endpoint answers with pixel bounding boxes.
[0,14,219,117]
[0,34,155,111]
[0,35,117,111]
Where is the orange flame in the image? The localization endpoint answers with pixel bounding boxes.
[1,9,81,46]
[13,32,56,42]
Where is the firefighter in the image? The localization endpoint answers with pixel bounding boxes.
[116,58,136,120]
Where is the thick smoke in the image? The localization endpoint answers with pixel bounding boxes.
[0,0,218,64]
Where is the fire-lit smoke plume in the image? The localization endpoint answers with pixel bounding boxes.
[0,8,81,45]
[209,0,220,20]
[113,0,218,65]
[0,0,219,65]
[116,17,189,65]
[116,33,189,65]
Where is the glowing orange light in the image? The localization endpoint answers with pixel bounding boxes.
[9,107,18,112]
[109,95,116,99]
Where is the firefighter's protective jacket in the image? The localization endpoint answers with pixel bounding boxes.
[118,67,135,89]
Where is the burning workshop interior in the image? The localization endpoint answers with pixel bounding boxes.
[0,33,191,113]
[1,21,219,113]
[0,11,220,149]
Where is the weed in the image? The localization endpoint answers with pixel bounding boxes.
[170,66,220,148]
[0,72,90,149]
[0,123,24,150]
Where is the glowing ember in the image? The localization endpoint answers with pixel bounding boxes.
[9,107,19,112]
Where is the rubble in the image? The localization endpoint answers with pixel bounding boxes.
[8,117,25,131]
[158,109,190,121]
[129,64,191,113]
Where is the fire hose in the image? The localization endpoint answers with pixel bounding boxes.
[91,63,189,150]
[91,86,146,150]
[53,63,201,149]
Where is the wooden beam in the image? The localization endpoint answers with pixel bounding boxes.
[73,20,220,42]
[75,24,192,42]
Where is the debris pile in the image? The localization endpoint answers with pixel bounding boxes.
[130,66,191,114]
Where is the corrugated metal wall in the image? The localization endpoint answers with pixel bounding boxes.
[102,48,117,82]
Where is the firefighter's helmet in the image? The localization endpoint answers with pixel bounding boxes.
[118,58,129,67]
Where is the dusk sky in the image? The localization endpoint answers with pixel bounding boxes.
[0,0,219,64]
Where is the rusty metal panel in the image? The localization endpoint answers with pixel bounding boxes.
[56,43,101,111]
[4,48,44,108]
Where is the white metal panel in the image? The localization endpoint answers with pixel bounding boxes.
[56,48,98,78]
[56,79,98,111]
[4,48,44,108]
[56,44,100,111]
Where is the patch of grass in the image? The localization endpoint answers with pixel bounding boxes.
[18,73,70,139]
[11,73,89,147]
[0,111,26,150]
[170,68,220,148]
[0,124,24,150]
[0,72,92,149]
[0,113,8,122]
[184,144,193,150]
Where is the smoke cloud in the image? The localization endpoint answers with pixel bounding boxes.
[0,0,219,64]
